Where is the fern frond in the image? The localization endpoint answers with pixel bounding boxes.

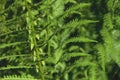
[62,37,97,47]
[3,75,37,80]
[0,66,32,70]
[0,28,26,37]
[68,45,79,52]
[89,64,97,80]
[95,44,106,71]
[0,41,27,49]
[63,19,98,29]
[64,59,91,74]
[61,52,90,61]
[62,3,91,18]
[103,13,113,30]
[0,54,31,61]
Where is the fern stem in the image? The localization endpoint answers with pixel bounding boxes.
[25,1,44,80]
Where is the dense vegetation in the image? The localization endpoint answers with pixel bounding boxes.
[0,0,120,80]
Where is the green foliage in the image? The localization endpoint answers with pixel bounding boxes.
[0,0,120,80]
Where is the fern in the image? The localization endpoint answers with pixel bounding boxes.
[0,42,26,49]
[2,75,37,80]
[61,3,91,19]
[68,45,80,52]
[63,19,98,29]
[95,44,106,71]
[89,63,97,80]
[1,0,120,79]
[62,37,97,48]
[0,54,31,61]
[61,52,90,61]
[0,66,32,71]
[103,13,113,30]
